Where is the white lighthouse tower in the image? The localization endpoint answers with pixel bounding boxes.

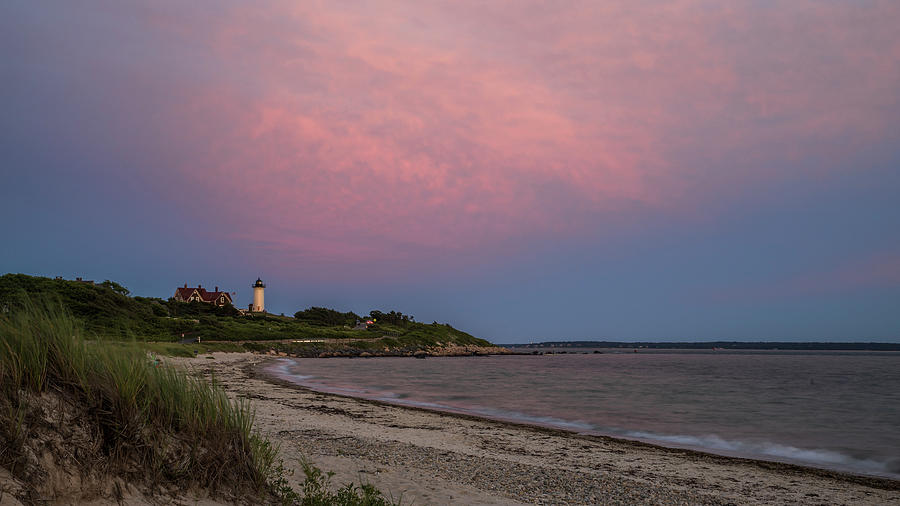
[252,278,266,313]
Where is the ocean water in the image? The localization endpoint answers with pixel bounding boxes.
[267,350,900,479]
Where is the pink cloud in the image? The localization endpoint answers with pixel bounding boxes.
[133,0,900,265]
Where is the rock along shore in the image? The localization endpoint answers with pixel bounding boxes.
[258,343,514,359]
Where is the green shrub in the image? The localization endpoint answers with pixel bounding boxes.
[294,307,360,327]
[296,460,396,506]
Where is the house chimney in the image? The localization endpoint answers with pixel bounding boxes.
[215,286,219,292]
[198,284,202,289]
[184,283,187,288]
[76,277,82,281]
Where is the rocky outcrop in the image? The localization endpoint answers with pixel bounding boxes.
[258,343,512,359]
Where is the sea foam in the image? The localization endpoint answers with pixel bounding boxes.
[623,430,900,478]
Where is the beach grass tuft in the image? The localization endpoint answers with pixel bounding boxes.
[0,299,284,500]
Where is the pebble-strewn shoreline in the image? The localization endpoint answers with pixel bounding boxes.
[285,428,721,505]
[172,353,900,505]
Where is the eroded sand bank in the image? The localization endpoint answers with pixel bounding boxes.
[172,352,900,505]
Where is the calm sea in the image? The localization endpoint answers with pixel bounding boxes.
[267,350,900,479]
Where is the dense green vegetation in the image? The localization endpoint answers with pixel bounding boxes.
[293,307,360,327]
[0,274,492,348]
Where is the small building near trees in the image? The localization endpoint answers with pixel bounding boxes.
[173,284,233,307]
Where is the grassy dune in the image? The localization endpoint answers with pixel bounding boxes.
[0,300,282,501]
[0,301,395,504]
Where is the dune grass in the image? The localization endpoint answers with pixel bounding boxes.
[0,299,282,500]
[0,300,400,504]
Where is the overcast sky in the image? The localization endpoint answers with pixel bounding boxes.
[2,1,899,343]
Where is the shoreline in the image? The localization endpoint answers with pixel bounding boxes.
[257,358,900,489]
[174,352,900,504]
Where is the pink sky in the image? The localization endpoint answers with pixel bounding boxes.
[128,0,899,265]
[3,1,899,339]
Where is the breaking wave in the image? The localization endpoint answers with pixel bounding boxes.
[623,431,900,478]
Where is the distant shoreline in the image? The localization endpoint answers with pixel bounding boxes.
[507,341,900,351]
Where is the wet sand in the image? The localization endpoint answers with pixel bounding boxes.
[173,352,900,505]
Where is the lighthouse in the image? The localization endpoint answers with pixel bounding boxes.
[252,278,266,313]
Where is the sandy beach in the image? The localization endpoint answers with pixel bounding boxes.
[171,352,900,505]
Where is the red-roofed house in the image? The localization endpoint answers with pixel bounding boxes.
[173,283,233,307]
